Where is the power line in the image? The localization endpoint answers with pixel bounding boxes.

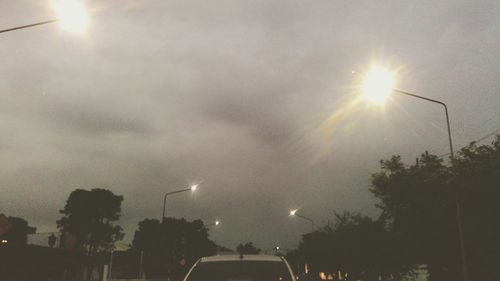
[475,128,500,143]
[439,127,500,158]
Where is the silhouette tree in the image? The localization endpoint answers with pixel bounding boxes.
[132,218,217,279]
[0,217,36,246]
[370,152,459,280]
[57,188,124,255]
[48,234,57,248]
[297,212,411,281]
[370,135,500,280]
[236,242,261,254]
[451,136,500,281]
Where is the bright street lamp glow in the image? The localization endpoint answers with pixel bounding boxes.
[52,0,89,33]
[290,209,297,216]
[190,184,198,191]
[215,220,220,226]
[361,65,395,104]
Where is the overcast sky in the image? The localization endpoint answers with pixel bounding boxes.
[1,0,499,250]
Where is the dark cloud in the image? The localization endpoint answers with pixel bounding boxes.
[0,0,498,249]
[42,99,154,136]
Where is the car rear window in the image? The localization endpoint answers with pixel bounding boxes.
[186,260,293,281]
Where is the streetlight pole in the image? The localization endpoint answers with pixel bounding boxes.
[0,20,58,34]
[108,249,115,280]
[391,88,468,281]
[392,89,454,159]
[296,214,315,231]
[1,0,88,35]
[290,210,315,231]
[161,185,198,222]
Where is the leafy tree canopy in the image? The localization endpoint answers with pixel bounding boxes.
[0,217,36,246]
[132,217,217,278]
[298,212,411,281]
[236,242,261,255]
[370,135,500,281]
[57,188,124,253]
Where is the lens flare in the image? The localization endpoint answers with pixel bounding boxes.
[361,65,396,104]
[52,0,89,33]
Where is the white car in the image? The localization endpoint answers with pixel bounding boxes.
[183,254,296,281]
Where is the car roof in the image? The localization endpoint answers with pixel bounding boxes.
[200,254,283,263]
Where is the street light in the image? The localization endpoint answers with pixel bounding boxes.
[161,184,198,222]
[360,65,396,104]
[289,209,315,231]
[262,246,282,255]
[206,220,221,227]
[360,65,469,281]
[0,0,88,34]
[52,0,89,33]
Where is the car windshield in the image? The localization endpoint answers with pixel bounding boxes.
[186,261,292,281]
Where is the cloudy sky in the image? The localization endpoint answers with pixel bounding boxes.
[1,0,499,249]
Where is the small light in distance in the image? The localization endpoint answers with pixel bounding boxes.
[52,0,89,33]
[190,184,198,191]
[215,220,220,226]
[1,239,7,244]
[290,209,297,216]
